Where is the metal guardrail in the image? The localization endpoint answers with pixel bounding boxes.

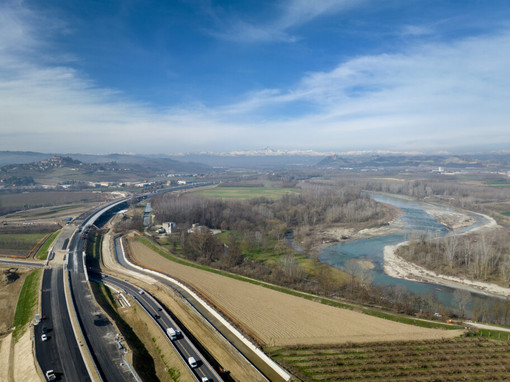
[102,276,222,382]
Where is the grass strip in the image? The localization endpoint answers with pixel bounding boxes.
[467,328,510,341]
[362,309,462,329]
[12,269,42,341]
[35,231,60,260]
[135,236,460,331]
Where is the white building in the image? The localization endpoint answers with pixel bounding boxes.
[162,222,176,233]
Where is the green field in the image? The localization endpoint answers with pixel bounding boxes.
[35,231,60,260]
[12,269,42,341]
[194,186,296,200]
[269,337,510,381]
[501,211,510,216]
[0,233,47,255]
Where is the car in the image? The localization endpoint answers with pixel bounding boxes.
[138,289,144,295]
[45,370,56,381]
[188,356,198,368]
[201,378,210,382]
[41,326,47,333]
[41,334,48,341]
[154,314,160,319]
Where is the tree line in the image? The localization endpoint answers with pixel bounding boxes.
[149,185,471,321]
[396,230,510,287]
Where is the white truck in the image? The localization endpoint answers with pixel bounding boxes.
[45,370,56,381]
[166,327,180,340]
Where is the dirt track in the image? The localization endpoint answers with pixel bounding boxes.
[129,240,463,346]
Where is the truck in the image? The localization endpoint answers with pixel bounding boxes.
[45,370,56,381]
[166,327,180,340]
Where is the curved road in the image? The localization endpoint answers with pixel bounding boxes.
[114,237,278,382]
[91,273,222,382]
[67,215,137,381]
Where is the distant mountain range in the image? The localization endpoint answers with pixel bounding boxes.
[316,153,510,170]
[2,150,510,172]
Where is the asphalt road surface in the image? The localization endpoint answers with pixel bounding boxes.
[35,267,90,382]
[67,232,136,382]
[92,273,223,382]
[113,237,275,382]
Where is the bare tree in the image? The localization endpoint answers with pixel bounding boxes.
[444,234,458,270]
[453,289,471,317]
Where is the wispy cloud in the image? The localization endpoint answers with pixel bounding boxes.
[1,2,510,154]
[210,0,360,43]
[218,29,510,150]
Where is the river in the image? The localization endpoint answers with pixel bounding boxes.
[319,193,505,318]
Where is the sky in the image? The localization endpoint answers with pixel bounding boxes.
[1,0,510,155]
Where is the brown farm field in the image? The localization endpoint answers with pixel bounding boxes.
[0,191,108,209]
[127,239,463,346]
[269,337,510,381]
[0,266,32,335]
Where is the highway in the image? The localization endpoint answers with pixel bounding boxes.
[113,237,277,382]
[31,186,221,381]
[34,197,136,382]
[66,216,137,381]
[35,267,91,382]
[90,273,222,382]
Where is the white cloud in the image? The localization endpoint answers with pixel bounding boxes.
[1,2,509,154]
[217,30,510,151]
[211,0,360,43]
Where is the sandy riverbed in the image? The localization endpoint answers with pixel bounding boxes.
[384,243,510,298]
[420,203,499,233]
[370,195,507,298]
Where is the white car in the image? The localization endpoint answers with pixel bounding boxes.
[41,334,48,341]
[201,377,210,382]
[188,356,197,368]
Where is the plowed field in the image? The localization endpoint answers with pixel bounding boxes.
[128,239,463,346]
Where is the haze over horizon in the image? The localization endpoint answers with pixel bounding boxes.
[1,1,509,154]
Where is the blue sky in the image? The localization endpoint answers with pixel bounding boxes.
[1,0,510,154]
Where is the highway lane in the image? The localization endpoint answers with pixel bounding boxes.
[91,273,222,382]
[113,237,275,382]
[67,233,136,382]
[35,267,90,382]
[32,197,137,382]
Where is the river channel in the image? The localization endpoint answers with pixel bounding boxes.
[319,193,502,317]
